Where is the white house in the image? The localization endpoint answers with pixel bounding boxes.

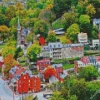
[92,39,99,48]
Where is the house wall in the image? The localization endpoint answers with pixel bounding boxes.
[16,73,41,93]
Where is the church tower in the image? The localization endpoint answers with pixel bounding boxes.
[17,18,21,46]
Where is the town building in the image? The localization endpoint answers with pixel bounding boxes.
[37,59,51,74]
[17,18,30,48]
[16,73,41,93]
[92,39,99,48]
[40,42,84,60]
[74,56,100,73]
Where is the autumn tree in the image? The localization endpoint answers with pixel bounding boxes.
[27,44,41,62]
[2,46,16,57]
[5,6,16,20]
[47,31,57,42]
[66,23,80,43]
[86,4,96,17]
[44,66,56,80]
[34,20,49,38]
[3,54,18,78]
[0,25,9,42]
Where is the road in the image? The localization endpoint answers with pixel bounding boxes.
[0,78,20,100]
[34,92,47,100]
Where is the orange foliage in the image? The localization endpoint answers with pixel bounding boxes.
[66,38,72,44]
[44,66,56,79]
[4,54,18,74]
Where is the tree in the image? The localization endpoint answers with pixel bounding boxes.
[4,54,18,78]
[2,46,16,57]
[29,18,38,27]
[14,47,23,60]
[79,15,91,37]
[51,91,64,100]
[53,0,71,17]
[59,36,66,44]
[27,44,41,62]
[34,20,49,38]
[86,4,96,17]
[61,12,78,29]
[79,66,99,81]
[66,23,80,43]
[91,25,98,39]
[0,25,9,42]
[0,14,7,25]
[39,9,56,26]
[47,31,57,42]
[44,66,56,79]
[5,6,16,20]
[26,33,34,43]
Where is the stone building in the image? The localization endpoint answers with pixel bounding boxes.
[40,42,84,60]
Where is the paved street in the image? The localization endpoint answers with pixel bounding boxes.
[34,92,47,100]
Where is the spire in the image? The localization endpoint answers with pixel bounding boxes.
[17,18,21,30]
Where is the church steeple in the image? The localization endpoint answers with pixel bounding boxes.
[17,18,21,31]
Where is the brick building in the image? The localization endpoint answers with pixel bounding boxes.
[16,73,41,93]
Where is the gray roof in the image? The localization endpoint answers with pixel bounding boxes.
[49,76,58,83]
[42,46,49,51]
[60,73,67,79]
[48,42,63,49]
[52,64,63,68]
[63,43,83,48]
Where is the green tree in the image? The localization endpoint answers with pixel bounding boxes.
[66,23,80,43]
[79,66,99,81]
[27,44,41,62]
[5,6,16,20]
[47,31,56,42]
[39,9,56,26]
[61,12,78,29]
[2,46,16,57]
[0,25,9,42]
[34,20,49,38]
[26,33,34,43]
[91,25,98,39]
[14,47,23,60]
[79,15,91,37]
[53,0,71,17]
[0,14,7,25]
[51,91,64,100]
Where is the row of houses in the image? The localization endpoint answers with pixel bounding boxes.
[39,42,84,60]
[74,56,100,73]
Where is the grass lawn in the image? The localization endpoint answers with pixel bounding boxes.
[53,57,80,64]
[63,64,74,70]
